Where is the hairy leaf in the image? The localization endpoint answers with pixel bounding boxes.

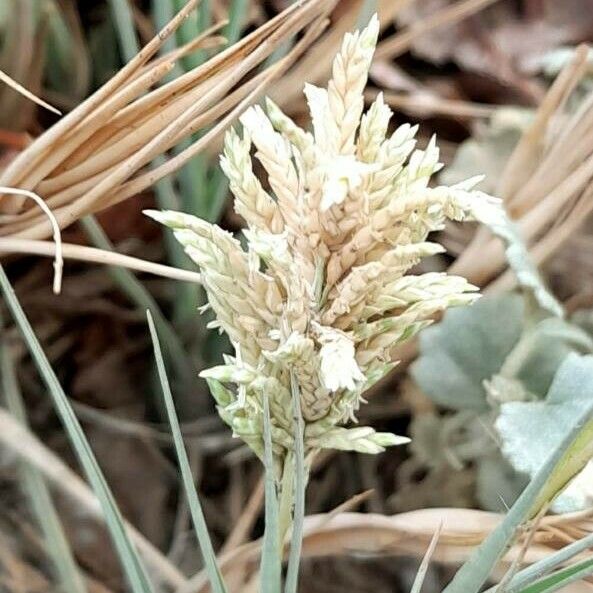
[496,353,593,511]
[412,294,524,411]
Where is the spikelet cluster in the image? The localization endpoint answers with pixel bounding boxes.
[147,15,501,465]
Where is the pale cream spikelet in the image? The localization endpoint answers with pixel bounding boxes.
[146,14,502,470]
[357,92,392,163]
[219,128,283,234]
[327,12,379,155]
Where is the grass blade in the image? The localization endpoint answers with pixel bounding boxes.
[284,371,306,593]
[108,0,140,61]
[225,0,249,45]
[206,168,230,223]
[147,310,227,593]
[486,531,593,593]
[151,0,185,73]
[443,394,593,593]
[90,0,200,346]
[174,0,209,68]
[150,3,204,324]
[514,556,593,593]
[0,332,86,593]
[410,523,442,593]
[0,264,154,593]
[260,393,282,593]
[357,0,378,29]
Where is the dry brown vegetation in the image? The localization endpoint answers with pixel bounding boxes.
[2,1,593,592]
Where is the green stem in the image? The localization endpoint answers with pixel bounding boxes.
[284,371,305,593]
[278,451,295,545]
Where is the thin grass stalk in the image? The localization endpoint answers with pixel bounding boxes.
[175,0,209,69]
[284,372,306,593]
[410,524,442,593]
[109,0,140,63]
[0,236,203,283]
[489,531,593,593]
[147,310,227,593]
[443,405,593,593]
[0,264,155,593]
[0,329,86,593]
[0,186,63,293]
[0,68,61,115]
[225,0,249,45]
[514,557,593,593]
[151,1,208,325]
[114,0,198,324]
[151,0,186,75]
[88,0,199,369]
[261,393,282,593]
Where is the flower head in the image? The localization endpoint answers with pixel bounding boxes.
[146,14,500,463]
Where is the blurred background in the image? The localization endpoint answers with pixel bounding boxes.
[2,1,593,591]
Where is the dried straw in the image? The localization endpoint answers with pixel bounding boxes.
[0,0,335,241]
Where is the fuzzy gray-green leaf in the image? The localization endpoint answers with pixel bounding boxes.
[496,352,593,512]
[412,294,524,411]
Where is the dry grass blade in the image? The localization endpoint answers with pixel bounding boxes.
[268,0,409,113]
[498,45,591,204]
[372,90,497,120]
[0,0,201,211]
[450,48,593,289]
[0,237,202,284]
[181,509,593,593]
[375,0,503,61]
[0,0,334,240]
[411,522,443,593]
[0,68,61,116]
[0,187,63,294]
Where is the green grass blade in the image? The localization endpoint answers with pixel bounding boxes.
[106,0,199,332]
[151,0,185,77]
[443,404,593,593]
[108,0,140,61]
[514,556,593,593]
[149,2,205,323]
[260,393,282,593]
[357,0,378,29]
[225,0,249,45]
[0,334,87,593]
[179,146,208,216]
[207,168,230,223]
[284,372,305,593]
[147,310,227,593]
[0,265,154,593]
[197,0,212,37]
[174,0,209,68]
[152,154,200,326]
[485,531,593,593]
